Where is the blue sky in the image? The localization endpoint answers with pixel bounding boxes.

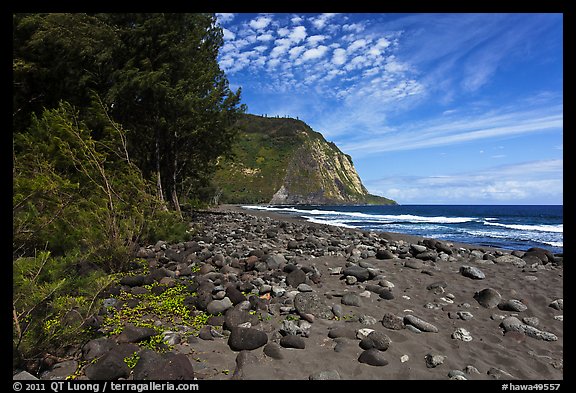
[215,13,563,205]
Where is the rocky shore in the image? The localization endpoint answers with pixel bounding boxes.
[14,206,563,381]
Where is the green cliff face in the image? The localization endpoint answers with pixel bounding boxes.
[213,114,396,205]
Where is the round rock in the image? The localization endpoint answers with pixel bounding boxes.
[359,331,391,351]
[425,353,446,368]
[473,288,502,309]
[294,292,333,319]
[206,297,233,315]
[342,265,370,282]
[498,299,528,312]
[403,315,439,333]
[358,348,389,366]
[381,313,405,330]
[227,327,268,351]
[341,293,362,307]
[280,335,306,349]
[459,266,486,280]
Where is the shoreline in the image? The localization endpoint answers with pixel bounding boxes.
[211,204,527,254]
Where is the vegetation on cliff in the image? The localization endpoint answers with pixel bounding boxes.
[213,114,396,205]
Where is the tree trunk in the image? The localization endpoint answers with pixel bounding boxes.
[155,137,168,210]
[171,131,182,219]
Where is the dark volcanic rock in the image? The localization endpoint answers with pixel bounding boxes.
[293,292,333,319]
[82,337,115,361]
[280,335,306,349]
[474,288,502,309]
[341,293,362,307]
[342,265,370,282]
[498,299,528,312]
[263,342,284,359]
[403,315,439,333]
[381,313,405,330]
[226,285,247,305]
[358,348,389,366]
[116,325,159,344]
[120,274,146,287]
[133,350,195,380]
[84,346,135,380]
[376,249,396,260]
[460,265,486,280]
[359,331,391,351]
[227,327,268,351]
[286,268,307,288]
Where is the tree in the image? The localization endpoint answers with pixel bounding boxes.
[13,13,245,211]
[102,13,245,213]
[13,13,119,133]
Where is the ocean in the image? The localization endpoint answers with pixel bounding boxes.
[242,204,563,254]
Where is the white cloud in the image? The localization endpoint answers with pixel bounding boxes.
[289,45,305,59]
[253,45,268,53]
[332,48,347,65]
[300,45,329,62]
[311,13,337,30]
[278,27,290,37]
[307,35,327,45]
[249,16,272,30]
[340,107,563,155]
[270,44,290,58]
[291,15,303,24]
[384,56,407,73]
[342,23,365,33]
[347,39,368,53]
[365,159,563,204]
[289,25,307,43]
[222,28,236,40]
[257,33,274,42]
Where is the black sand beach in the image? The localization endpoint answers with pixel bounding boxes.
[18,204,563,381]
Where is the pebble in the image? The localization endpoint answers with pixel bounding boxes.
[356,328,375,340]
[451,327,473,341]
[500,317,558,341]
[403,315,439,333]
[425,353,446,368]
[227,327,268,351]
[342,265,371,281]
[263,342,284,359]
[473,288,502,309]
[309,370,341,380]
[341,293,362,307]
[549,299,563,311]
[498,299,528,312]
[358,348,389,366]
[293,292,333,319]
[280,335,306,349]
[359,331,391,351]
[459,265,486,280]
[206,297,233,315]
[381,313,405,330]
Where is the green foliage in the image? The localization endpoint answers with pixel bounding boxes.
[101,282,211,352]
[13,250,115,363]
[124,352,140,369]
[11,101,192,367]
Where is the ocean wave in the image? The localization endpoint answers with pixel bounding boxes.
[467,229,563,248]
[242,205,476,224]
[483,221,563,233]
